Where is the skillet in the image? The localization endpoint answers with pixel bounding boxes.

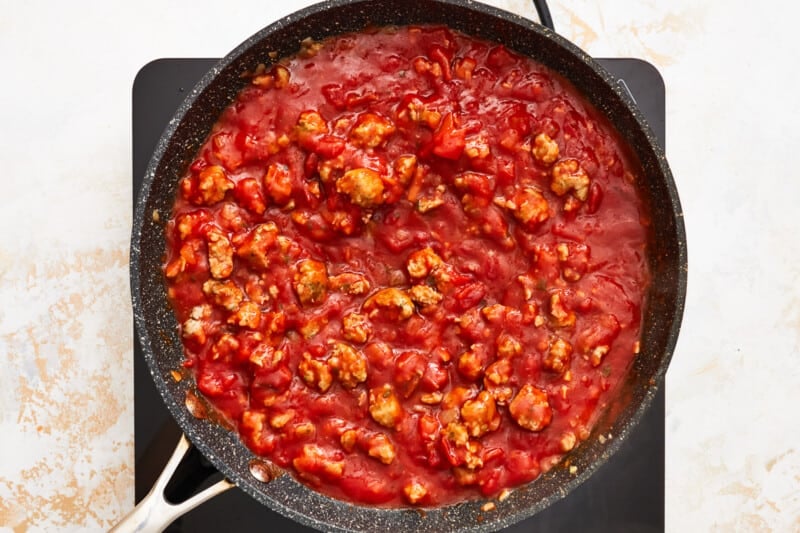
[123,0,687,530]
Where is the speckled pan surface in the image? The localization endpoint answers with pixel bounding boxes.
[130,0,687,531]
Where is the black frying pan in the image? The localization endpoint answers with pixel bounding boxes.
[126,0,687,531]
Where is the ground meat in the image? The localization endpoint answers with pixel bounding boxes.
[363,288,414,321]
[551,158,590,201]
[350,113,396,148]
[329,272,371,295]
[195,165,233,205]
[532,132,560,165]
[409,284,443,308]
[544,336,573,374]
[202,279,243,311]
[369,384,403,428]
[406,247,444,279]
[299,353,333,393]
[341,312,372,343]
[509,384,553,432]
[293,444,345,483]
[235,222,279,270]
[293,259,328,306]
[336,168,385,208]
[460,391,501,437]
[328,341,368,388]
[206,229,233,279]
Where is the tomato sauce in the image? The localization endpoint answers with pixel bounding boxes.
[163,25,650,507]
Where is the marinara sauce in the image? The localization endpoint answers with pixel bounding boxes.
[163,25,650,507]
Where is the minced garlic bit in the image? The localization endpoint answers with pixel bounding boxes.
[481,501,496,512]
[569,465,578,475]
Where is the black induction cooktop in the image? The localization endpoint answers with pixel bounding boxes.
[132,57,666,532]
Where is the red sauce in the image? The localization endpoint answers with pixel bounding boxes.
[163,25,649,507]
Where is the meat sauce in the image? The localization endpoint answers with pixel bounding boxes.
[163,25,650,507]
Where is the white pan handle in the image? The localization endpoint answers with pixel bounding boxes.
[110,434,234,533]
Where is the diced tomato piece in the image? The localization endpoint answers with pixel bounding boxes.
[452,282,487,312]
[233,177,267,215]
[197,367,241,398]
[394,351,425,398]
[429,45,453,80]
[420,361,449,392]
[313,135,346,158]
[339,472,394,504]
[486,45,517,69]
[432,113,466,160]
[211,131,242,171]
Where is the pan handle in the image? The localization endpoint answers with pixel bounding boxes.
[110,434,234,533]
[532,0,555,31]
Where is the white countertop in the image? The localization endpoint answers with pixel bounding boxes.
[1,0,798,530]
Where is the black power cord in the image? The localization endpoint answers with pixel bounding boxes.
[532,0,555,31]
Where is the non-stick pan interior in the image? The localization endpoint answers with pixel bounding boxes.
[130,0,686,531]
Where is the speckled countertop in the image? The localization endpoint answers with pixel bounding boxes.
[1,1,798,531]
